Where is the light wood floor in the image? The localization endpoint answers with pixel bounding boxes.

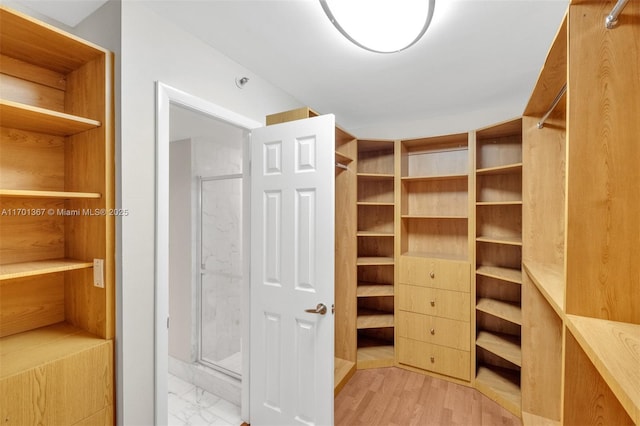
[335,367,522,426]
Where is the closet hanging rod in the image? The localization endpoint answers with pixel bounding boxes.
[537,83,567,129]
[335,162,349,171]
[605,0,630,29]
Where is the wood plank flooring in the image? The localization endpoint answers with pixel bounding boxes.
[335,367,522,426]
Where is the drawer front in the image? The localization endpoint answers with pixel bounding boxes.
[398,284,470,322]
[397,310,470,351]
[399,256,470,292]
[398,337,470,381]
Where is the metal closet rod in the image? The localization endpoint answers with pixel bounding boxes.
[537,83,567,129]
[606,0,630,29]
[335,162,349,170]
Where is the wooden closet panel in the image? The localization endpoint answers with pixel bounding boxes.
[0,198,64,265]
[0,73,65,112]
[565,0,640,323]
[0,127,65,191]
[0,274,64,337]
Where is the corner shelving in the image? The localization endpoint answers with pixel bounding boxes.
[356,139,396,369]
[474,117,523,418]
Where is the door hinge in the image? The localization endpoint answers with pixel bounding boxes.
[167,316,170,329]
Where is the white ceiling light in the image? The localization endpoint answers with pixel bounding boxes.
[320,0,435,53]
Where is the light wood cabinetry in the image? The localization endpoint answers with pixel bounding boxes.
[522,2,639,424]
[396,134,473,382]
[356,139,396,368]
[473,118,523,416]
[0,6,115,424]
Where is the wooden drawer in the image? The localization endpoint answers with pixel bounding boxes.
[399,256,470,292]
[397,310,470,351]
[398,337,470,381]
[398,284,470,322]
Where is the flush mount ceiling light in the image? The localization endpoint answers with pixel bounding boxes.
[320,0,435,53]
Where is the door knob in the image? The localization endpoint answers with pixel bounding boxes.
[305,303,327,315]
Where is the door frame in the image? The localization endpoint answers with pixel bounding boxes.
[155,81,261,424]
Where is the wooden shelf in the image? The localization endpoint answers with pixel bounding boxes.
[357,283,394,297]
[476,298,522,326]
[401,173,468,182]
[475,366,521,418]
[401,251,468,262]
[522,261,564,316]
[357,201,394,206]
[357,257,394,266]
[357,345,394,369]
[0,99,101,136]
[565,315,640,424]
[476,330,522,367]
[0,189,101,199]
[476,235,523,246]
[476,265,522,284]
[334,357,356,396]
[401,215,468,220]
[521,412,561,426]
[356,309,394,329]
[357,173,394,180]
[476,163,523,175]
[476,201,523,206]
[0,322,107,380]
[357,231,394,237]
[0,259,94,281]
[335,150,354,164]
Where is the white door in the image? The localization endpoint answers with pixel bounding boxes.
[250,114,336,426]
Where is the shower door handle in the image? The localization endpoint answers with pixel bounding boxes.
[305,303,327,315]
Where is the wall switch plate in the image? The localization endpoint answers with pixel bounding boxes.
[93,258,105,288]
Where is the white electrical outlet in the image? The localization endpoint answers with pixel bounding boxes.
[93,258,105,288]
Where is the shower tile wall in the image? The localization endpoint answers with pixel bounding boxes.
[193,137,243,375]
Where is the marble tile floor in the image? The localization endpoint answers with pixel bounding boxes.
[168,373,242,426]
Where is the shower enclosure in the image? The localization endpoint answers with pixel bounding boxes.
[198,174,243,378]
[168,103,246,404]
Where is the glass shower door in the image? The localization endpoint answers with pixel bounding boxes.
[198,174,243,379]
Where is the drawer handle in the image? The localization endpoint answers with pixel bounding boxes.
[430,328,435,335]
[430,300,435,307]
[430,272,435,279]
[430,356,435,363]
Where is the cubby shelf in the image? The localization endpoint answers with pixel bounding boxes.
[476,330,522,367]
[401,215,467,220]
[356,309,394,329]
[476,298,522,326]
[0,259,93,281]
[476,201,522,206]
[401,173,468,182]
[356,231,394,237]
[357,283,394,297]
[476,163,522,175]
[356,202,394,206]
[476,265,522,285]
[356,257,394,266]
[475,366,521,417]
[357,173,394,180]
[0,99,100,136]
[335,150,354,164]
[476,236,523,246]
[0,189,101,199]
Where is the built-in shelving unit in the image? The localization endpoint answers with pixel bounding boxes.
[474,117,523,417]
[396,133,473,383]
[0,6,115,423]
[522,3,640,425]
[356,139,396,369]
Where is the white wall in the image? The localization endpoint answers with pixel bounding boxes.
[169,139,193,363]
[119,2,303,424]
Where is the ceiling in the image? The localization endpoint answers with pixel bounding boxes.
[20,0,569,137]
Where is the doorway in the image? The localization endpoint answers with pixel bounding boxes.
[155,82,261,425]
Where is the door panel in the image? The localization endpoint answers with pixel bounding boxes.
[250,114,335,426]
